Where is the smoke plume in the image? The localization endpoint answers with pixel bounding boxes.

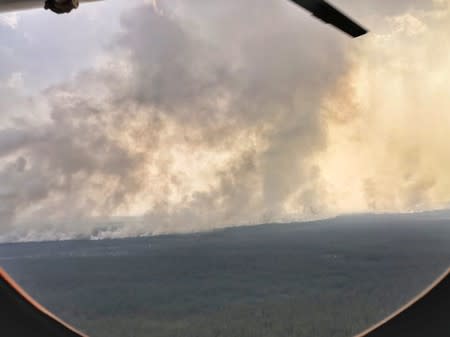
[0,0,449,241]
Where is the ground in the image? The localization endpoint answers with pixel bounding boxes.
[1,213,450,337]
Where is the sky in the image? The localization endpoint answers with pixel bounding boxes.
[0,0,449,242]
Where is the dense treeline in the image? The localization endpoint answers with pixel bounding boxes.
[2,214,450,337]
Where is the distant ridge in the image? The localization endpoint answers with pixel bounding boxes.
[2,208,450,243]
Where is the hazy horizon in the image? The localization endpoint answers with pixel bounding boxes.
[2,0,450,241]
[1,208,450,243]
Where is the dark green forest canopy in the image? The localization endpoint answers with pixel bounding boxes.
[1,213,450,337]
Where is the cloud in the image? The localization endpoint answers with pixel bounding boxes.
[334,0,440,17]
[317,2,450,213]
[0,0,350,240]
[0,13,18,29]
[1,0,450,241]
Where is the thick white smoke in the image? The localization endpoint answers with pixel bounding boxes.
[0,0,449,241]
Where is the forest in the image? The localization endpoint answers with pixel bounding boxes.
[1,213,450,337]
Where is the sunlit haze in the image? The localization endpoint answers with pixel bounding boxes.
[1,0,450,241]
